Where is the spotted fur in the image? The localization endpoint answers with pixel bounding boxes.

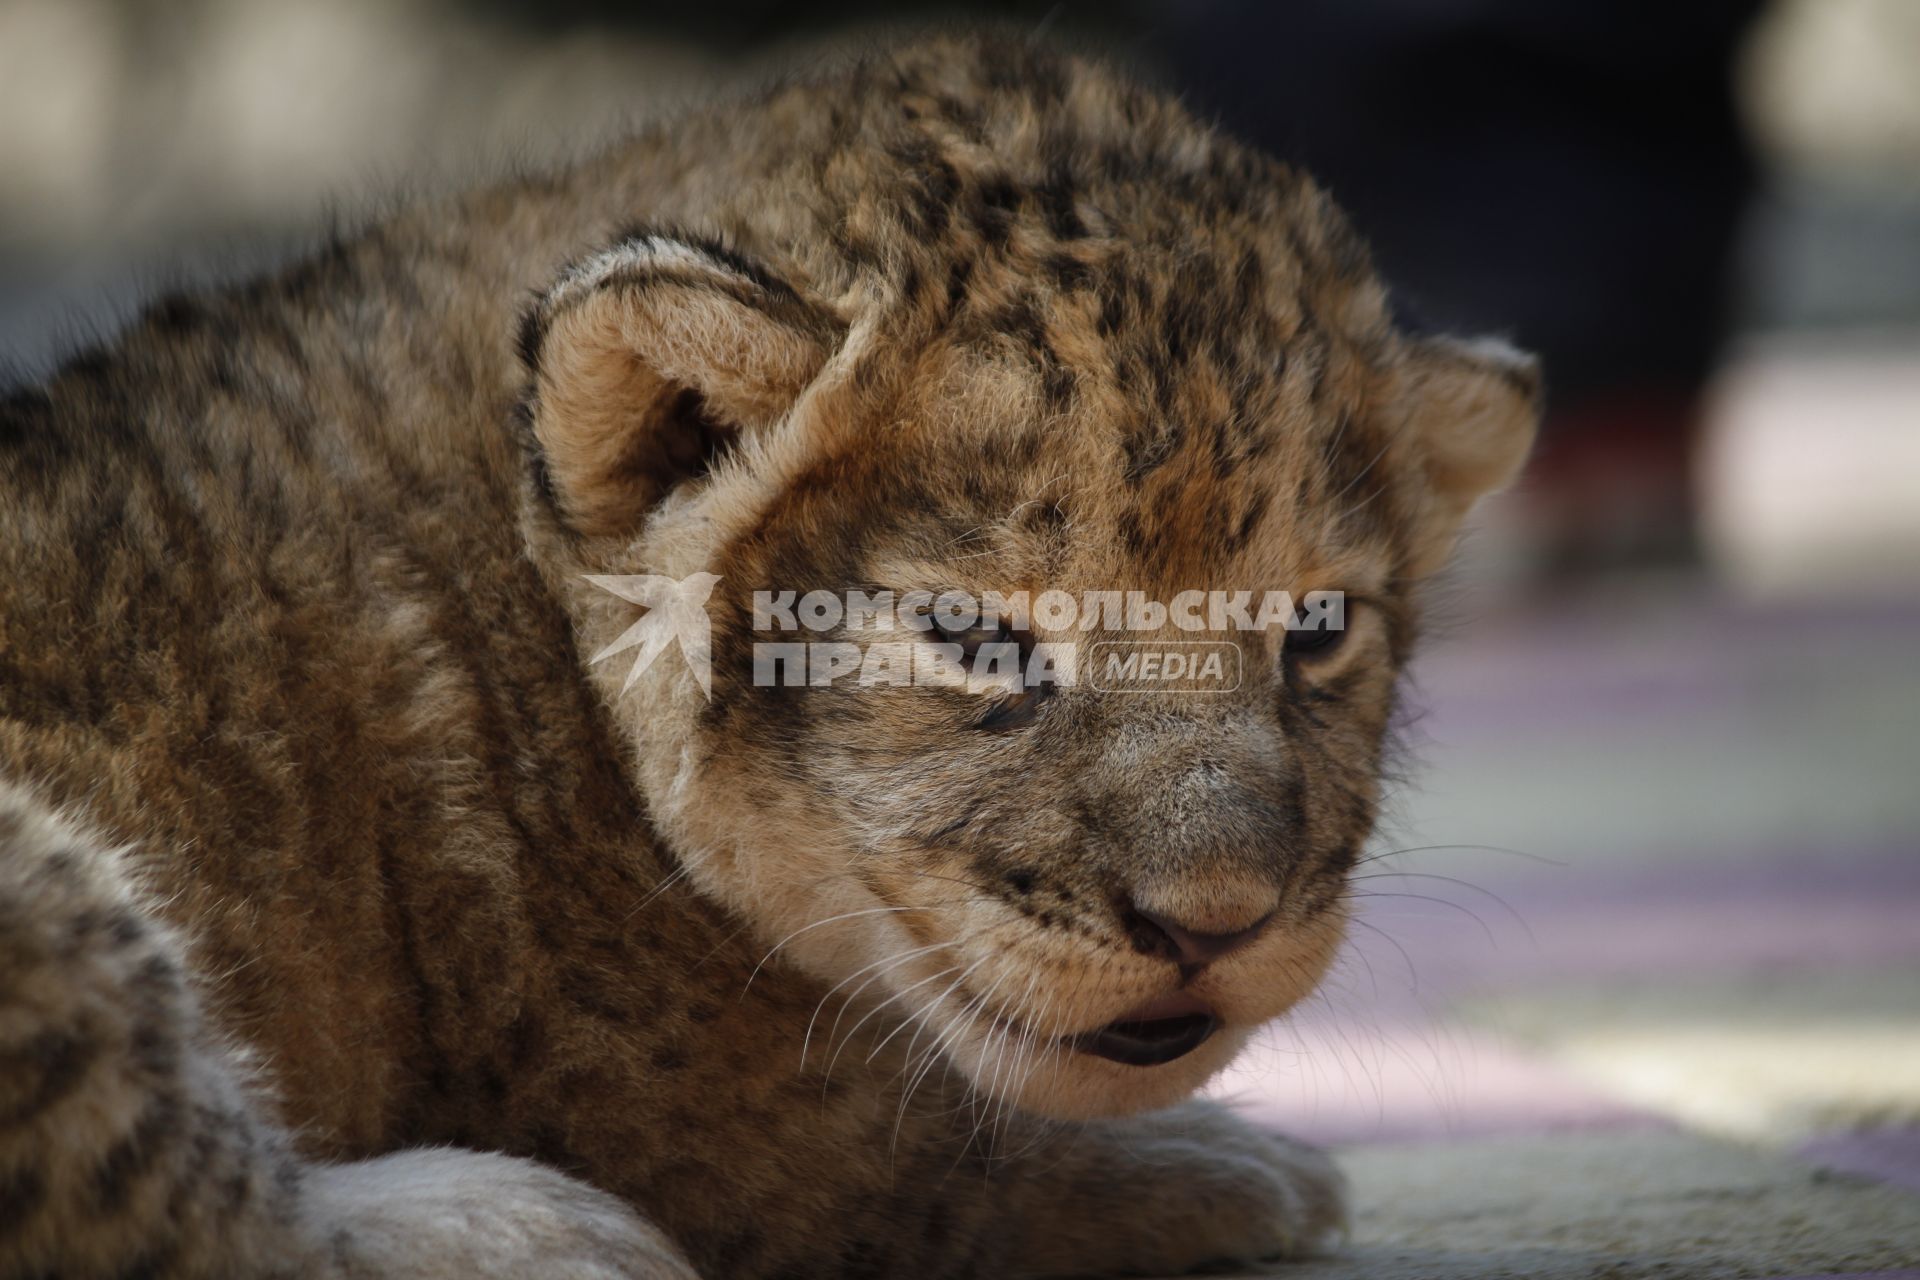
[0,36,1535,1279]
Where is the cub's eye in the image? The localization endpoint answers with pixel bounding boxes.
[930,616,1015,662]
[973,688,1042,732]
[920,610,1050,730]
[1282,616,1348,663]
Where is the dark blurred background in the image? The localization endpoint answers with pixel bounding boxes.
[3,2,1916,1268]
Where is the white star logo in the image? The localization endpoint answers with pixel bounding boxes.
[584,572,723,698]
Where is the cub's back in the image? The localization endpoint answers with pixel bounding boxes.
[0,183,641,1151]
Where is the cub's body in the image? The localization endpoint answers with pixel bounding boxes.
[0,38,1534,1279]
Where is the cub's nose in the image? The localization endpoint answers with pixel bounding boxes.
[1123,898,1277,968]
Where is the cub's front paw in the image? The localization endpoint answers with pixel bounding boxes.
[1013,1102,1346,1276]
[304,1148,699,1279]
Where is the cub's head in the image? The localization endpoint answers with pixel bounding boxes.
[517,40,1538,1119]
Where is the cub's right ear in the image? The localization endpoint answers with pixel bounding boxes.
[518,235,845,539]
[1393,334,1543,577]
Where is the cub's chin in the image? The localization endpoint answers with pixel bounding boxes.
[941,1013,1253,1121]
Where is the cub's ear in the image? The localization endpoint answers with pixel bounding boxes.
[1394,335,1542,576]
[519,235,844,538]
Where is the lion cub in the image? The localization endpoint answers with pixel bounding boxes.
[0,35,1535,1280]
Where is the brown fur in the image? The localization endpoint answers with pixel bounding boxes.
[0,36,1536,1279]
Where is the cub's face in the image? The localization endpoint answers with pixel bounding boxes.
[521,134,1536,1120]
[684,344,1397,1119]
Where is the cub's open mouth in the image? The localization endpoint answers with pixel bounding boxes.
[1066,992,1220,1067]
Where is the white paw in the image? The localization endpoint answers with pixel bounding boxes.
[303,1148,698,1280]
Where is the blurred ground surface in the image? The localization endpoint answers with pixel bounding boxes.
[1201,579,1920,1276]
